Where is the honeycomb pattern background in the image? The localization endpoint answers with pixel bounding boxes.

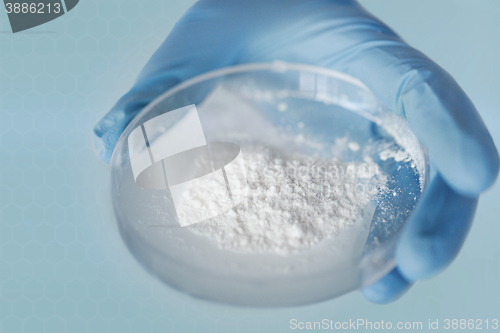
[1,1,499,332]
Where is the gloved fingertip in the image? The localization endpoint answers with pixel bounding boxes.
[440,146,500,197]
[93,132,113,164]
[395,174,478,281]
[93,106,139,164]
[396,230,465,282]
[361,267,412,304]
[395,236,438,282]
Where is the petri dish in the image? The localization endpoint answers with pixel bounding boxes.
[110,62,429,306]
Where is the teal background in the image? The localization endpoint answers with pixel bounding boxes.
[0,0,498,332]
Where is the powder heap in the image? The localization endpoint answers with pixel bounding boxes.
[188,145,386,255]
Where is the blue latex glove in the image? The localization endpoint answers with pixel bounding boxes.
[94,0,499,303]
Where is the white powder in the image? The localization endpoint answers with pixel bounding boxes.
[188,145,386,255]
[177,86,388,255]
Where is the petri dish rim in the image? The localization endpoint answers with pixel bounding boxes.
[111,61,382,165]
[109,61,430,305]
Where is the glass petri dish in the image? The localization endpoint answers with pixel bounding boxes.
[110,62,429,306]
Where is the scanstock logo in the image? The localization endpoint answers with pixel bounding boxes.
[4,0,79,33]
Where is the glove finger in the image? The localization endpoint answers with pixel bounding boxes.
[396,173,478,281]
[322,33,499,197]
[361,267,413,304]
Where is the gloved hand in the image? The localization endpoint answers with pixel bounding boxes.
[94,0,499,303]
